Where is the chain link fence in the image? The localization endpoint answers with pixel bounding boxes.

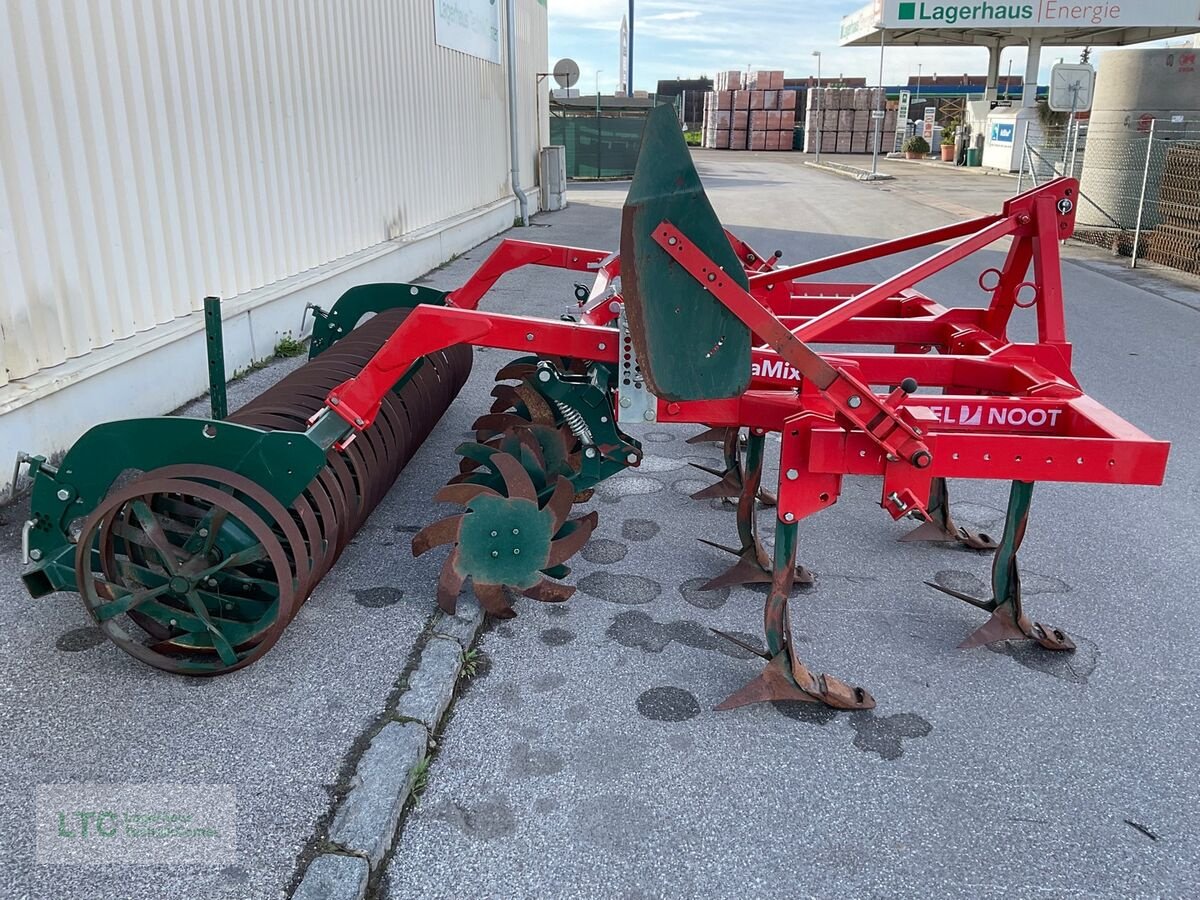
[1017,118,1200,274]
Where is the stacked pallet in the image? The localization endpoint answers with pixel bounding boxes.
[802,87,897,154]
[1144,143,1200,275]
[702,70,796,151]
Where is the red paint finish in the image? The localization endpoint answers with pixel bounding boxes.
[318,176,1167,527]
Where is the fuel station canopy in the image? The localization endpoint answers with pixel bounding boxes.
[841,0,1200,106]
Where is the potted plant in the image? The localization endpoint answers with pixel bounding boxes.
[902,134,929,160]
[940,123,957,161]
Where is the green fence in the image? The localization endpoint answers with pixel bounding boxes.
[549,115,646,179]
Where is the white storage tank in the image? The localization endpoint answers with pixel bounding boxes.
[1076,48,1200,233]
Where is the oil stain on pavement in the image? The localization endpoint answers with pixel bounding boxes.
[678,577,730,610]
[578,571,662,605]
[539,627,576,646]
[55,627,106,652]
[636,687,701,722]
[351,586,404,607]
[426,797,517,840]
[621,518,660,541]
[775,703,933,759]
[607,609,762,660]
[848,712,933,760]
[509,741,565,776]
[581,538,628,564]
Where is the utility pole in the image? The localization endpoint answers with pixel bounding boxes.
[627,0,634,94]
[812,50,822,162]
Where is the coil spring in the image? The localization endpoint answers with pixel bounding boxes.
[554,400,594,445]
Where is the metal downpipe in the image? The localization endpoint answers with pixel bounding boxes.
[506,0,530,226]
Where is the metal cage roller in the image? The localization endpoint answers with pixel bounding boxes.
[77,474,298,674]
[58,303,472,674]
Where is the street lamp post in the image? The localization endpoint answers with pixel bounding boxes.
[871,29,885,177]
[916,63,922,99]
[595,70,603,176]
[627,1,634,96]
[812,50,822,162]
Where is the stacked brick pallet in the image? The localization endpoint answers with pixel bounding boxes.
[702,70,797,151]
[802,87,897,154]
[1144,143,1200,275]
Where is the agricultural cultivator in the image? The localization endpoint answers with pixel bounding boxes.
[19,107,1167,711]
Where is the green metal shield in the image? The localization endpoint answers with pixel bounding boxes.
[619,105,751,401]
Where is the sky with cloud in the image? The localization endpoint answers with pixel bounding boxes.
[548,0,1197,93]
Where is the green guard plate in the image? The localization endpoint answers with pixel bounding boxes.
[619,105,751,401]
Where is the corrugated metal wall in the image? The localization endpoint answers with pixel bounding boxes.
[0,0,547,388]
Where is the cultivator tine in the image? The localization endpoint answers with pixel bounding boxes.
[473,412,536,442]
[434,483,500,506]
[521,578,575,604]
[689,427,776,507]
[474,583,517,619]
[715,518,874,711]
[494,360,539,382]
[544,476,576,529]
[546,511,599,566]
[689,464,743,500]
[900,477,998,551]
[412,515,462,556]
[686,426,734,446]
[490,382,556,426]
[493,451,539,501]
[698,431,812,591]
[436,554,466,614]
[926,480,1075,652]
[708,627,770,660]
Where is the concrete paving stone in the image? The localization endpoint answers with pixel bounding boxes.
[328,720,427,868]
[394,637,465,731]
[432,597,485,649]
[291,853,369,900]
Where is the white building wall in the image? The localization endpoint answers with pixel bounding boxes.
[1,0,548,490]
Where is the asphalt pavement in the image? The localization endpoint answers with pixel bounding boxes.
[2,152,1197,899]
[382,155,1200,899]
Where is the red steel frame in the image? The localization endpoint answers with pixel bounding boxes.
[317,177,1168,528]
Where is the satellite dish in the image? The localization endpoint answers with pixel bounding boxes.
[553,58,580,90]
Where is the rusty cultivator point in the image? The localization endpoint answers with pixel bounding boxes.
[19,108,1168,712]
